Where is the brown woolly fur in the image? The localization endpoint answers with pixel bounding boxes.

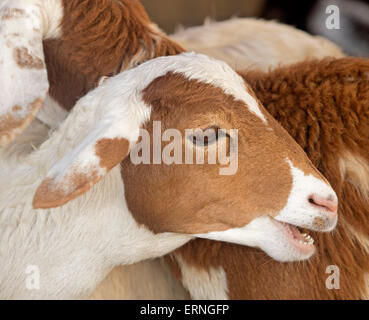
[166,57,369,299]
[43,0,184,111]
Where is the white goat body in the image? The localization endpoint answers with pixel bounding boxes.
[170,18,345,70]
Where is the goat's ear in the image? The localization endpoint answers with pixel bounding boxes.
[32,119,137,209]
[0,2,49,146]
[32,124,135,209]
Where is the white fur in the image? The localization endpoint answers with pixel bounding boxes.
[0,0,63,39]
[171,17,344,71]
[39,78,152,196]
[275,160,338,231]
[0,0,63,145]
[38,0,63,39]
[196,216,313,262]
[160,52,266,123]
[0,55,207,298]
[0,163,191,299]
[36,94,68,129]
[0,3,47,116]
[4,0,64,130]
[173,254,229,300]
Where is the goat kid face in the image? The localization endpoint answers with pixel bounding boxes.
[122,69,338,262]
[33,53,338,262]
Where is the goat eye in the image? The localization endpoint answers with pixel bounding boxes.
[188,126,228,147]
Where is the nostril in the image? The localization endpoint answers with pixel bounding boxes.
[308,194,338,215]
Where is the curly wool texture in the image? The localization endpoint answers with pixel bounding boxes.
[44,0,184,111]
[167,58,369,299]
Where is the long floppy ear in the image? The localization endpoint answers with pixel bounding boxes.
[0,1,50,146]
[32,117,140,209]
[31,65,152,209]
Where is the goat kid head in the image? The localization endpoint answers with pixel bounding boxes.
[32,53,338,262]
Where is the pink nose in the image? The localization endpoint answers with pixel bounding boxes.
[308,194,338,216]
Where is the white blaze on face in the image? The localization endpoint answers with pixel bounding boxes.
[174,52,268,124]
[274,159,338,231]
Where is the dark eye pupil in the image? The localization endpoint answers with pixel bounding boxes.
[192,126,220,146]
[193,135,211,144]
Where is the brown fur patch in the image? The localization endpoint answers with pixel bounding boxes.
[166,58,369,299]
[312,217,326,230]
[95,138,130,170]
[0,8,25,20]
[43,0,184,111]
[12,106,22,112]
[164,254,183,284]
[0,98,43,146]
[0,113,21,137]
[33,168,100,209]
[13,47,44,69]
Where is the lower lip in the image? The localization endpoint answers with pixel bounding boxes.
[280,222,315,255]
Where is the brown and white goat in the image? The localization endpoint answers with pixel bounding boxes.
[164,57,369,300]
[0,53,338,299]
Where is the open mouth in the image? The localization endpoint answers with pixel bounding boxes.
[275,220,315,255]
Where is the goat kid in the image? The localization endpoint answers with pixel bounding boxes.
[1,53,337,299]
